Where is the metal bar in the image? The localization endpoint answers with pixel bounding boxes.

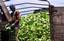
[20,12,49,16]
[20,10,37,13]
[21,13,49,16]
[9,10,35,13]
[9,6,48,11]
[16,6,48,10]
[6,3,49,7]
[21,14,28,16]
[9,6,48,13]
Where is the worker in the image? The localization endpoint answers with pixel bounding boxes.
[14,11,19,41]
[9,5,19,41]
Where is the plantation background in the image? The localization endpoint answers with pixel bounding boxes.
[18,11,51,41]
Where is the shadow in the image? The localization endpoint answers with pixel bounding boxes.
[1,30,9,41]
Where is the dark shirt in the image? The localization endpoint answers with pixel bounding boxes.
[15,11,19,27]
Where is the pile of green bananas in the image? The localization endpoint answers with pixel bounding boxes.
[18,12,51,41]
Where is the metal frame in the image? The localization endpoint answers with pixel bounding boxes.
[4,0,54,41]
[6,1,54,41]
[7,2,49,15]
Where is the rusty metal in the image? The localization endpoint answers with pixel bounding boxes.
[50,7,64,41]
[1,0,62,41]
[49,5,54,41]
[0,0,12,22]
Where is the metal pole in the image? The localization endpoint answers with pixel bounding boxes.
[45,1,54,41]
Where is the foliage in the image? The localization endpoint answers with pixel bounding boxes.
[18,11,51,41]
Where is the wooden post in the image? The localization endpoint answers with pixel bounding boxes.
[51,7,64,41]
[0,0,12,22]
[0,0,16,41]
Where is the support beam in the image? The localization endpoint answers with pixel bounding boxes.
[0,0,12,22]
